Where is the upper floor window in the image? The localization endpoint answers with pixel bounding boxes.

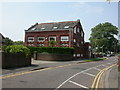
[81,31,84,37]
[41,27,45,30]
[28,37,34,42]
[64,26,69,29]
[38,37,45,42]
[61,36,69,41]
[53,27,58,29]
[77,28,80,32]
[74,26,77,34]
[31,27,36,30]
[49,36,56,41]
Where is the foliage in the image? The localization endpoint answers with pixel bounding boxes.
[4,37,13,46]
[89,22,118,53]
[27,46,74,55]
[2,45,30,57]
[13,41,23,45]
[85,58,105,62]
[49,41,56,47]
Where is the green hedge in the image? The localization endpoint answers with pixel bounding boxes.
[2,45,30,57]
[27,46,74,55]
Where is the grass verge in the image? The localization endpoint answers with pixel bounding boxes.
[84,58,106,62]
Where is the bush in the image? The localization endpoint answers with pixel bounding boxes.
[27,46,74,55]
[2,45,30,57]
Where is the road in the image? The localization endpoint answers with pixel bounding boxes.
[2,57,118,89]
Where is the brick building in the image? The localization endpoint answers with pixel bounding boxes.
[25,19,91,58]
[0,33,5,47]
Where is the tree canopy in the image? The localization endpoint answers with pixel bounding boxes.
[89,22,118,53]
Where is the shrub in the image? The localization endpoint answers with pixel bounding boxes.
[2,45,30,57]
[27,46,74,55]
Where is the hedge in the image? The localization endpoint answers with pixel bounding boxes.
[27,46,74,55]
[2,45,31,57]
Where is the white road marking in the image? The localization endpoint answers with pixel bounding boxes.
[55,67,94,90]
[102,65,108,67]
[82,72,95,77]
[69,80,88,89]
[93,67,101,71]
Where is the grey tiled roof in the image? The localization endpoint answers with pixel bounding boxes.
[25,19,80,32]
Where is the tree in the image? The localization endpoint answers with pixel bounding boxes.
[89,22,118,53]
[49,40,56,47]
[13,41,23,45]
[4,37,13,46]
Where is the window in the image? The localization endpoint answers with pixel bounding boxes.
[38,37,45,42]
[77,43,80,47]
[61,36,69,41]
[81,41,83,44]
[81,54,83,57]
[41,27,45,30]
[73,39,76,42]
[81,31,83,37]
[31,27,36,30]
[49,36,56,41]
[28,37,34,42]
[74,26,77,33]
[77,28,80,32]
[53,27,58,29]
[77,54,80,57]
[64,26,69,29]
[73,54,76,57]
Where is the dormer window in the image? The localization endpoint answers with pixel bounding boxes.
[53,27,58,29]
[64,26,69,29]
[31,27,36,30]
[41,27,45,30]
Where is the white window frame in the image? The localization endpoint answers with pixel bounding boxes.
[53,27,58,29]
[49,36,56,41]
[81,31,83,37]
[31,27,36,30]
[28,37,34,42]
[64,26,69,29]
[38,37,45,42]
[74,26,77,34]
[41,27,45,30]
[77,28,80,32]
[61,36,69,41]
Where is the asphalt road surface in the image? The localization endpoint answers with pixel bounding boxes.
[2,57,118,89]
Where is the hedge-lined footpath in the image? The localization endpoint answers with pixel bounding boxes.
[27,46,74,55]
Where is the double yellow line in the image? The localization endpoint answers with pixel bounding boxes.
[91,64,116,89]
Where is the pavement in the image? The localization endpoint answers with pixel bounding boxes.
[2,58,91,75]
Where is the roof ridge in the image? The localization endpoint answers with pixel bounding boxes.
[38,20,77,25]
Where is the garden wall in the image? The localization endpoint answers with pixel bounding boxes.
[34,53,73,61]
[2,52,31,68]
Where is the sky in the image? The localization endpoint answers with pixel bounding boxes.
[0,1,118,42]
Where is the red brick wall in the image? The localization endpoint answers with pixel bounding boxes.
[25,30,72,47]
